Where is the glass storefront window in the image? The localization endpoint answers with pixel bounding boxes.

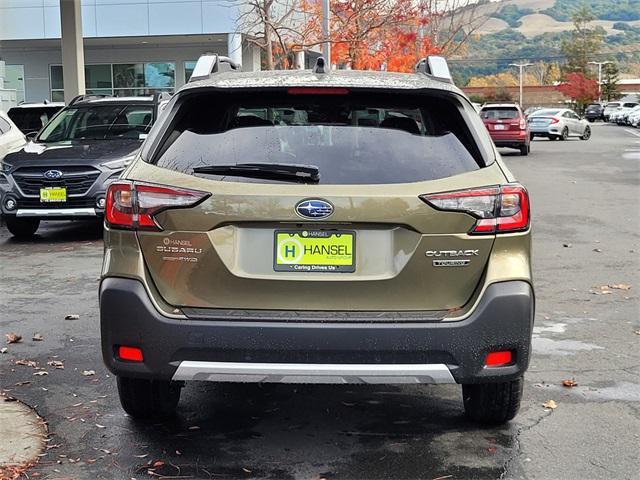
[144,63,175,88]
[113,64,145,89]
[184,61,196,83]
[5,65,26,103]
[50,65,64,90]
[85,64,112,90]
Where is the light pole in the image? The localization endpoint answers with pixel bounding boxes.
[322,0,330,66]
[509,63,533,108]
[589,61,612,102]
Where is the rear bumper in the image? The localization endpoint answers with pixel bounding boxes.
[490,132,529,148]
[100,278,534,385]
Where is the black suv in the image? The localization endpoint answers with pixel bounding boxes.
[0,94,168,238]
[584,103,604,122]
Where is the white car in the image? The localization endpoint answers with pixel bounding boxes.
[627,105,640,127]
[610,102,639,125]
[0,110,26,160]
[528,108,591,141]
[603,102,621,121]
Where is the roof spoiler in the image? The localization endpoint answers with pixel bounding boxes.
[188,54,241,82]
[415,56,453,84]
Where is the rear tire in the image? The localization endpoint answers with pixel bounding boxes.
[5,217,40,238]
[560,127,569,141]
[116,376,181,419]
[519,144,529,156]
[462,377,523,424]
[580,126,591,140]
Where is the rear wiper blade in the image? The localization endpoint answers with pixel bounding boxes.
[192,163,320,183]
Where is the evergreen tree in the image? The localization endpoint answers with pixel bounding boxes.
[561,6,604,75]
[601,63,620,101]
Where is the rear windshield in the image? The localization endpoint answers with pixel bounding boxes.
[479,107,519,120]
[623,103,638,108]
[530,109,560,117]
[151,91,486,185]
[606,103,620,108]
[7,106,62,133]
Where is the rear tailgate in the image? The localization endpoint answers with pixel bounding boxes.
[130,163,504,312]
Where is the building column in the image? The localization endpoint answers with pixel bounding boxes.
[227,33,243,67]
[60,0,85,104]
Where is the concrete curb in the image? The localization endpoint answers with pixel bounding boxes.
[0,395,47,474]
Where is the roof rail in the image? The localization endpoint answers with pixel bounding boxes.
[415,56,453,84]
[68,93,112,105]
[152,91,173,118]
[188,54,241,82]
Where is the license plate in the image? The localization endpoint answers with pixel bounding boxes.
[493,124,506,130]
[274,230,355,273]
[40,187,67,203]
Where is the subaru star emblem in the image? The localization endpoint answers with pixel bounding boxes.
[44,170,63,180]
[295,199,333,220]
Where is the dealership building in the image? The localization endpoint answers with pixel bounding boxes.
[0,0,262,105]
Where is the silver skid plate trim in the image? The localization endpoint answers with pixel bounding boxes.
[16,208,97,217]
[171,361,456,384]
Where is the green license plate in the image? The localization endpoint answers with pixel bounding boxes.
[274,230,355,273]
[40,187,67,203]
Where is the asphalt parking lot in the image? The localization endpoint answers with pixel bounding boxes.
[1,123,639,480]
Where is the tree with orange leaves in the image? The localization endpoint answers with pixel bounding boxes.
[298,0,439,72]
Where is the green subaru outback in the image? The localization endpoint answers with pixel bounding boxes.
[100,55,534,424]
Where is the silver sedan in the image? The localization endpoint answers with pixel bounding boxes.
[528,108,591,141]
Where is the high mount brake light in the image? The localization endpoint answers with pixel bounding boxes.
[287,87,349,95]
[105,181,209,231]
[420,184,530,235]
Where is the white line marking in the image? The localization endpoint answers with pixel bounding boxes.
[624,128,640,138]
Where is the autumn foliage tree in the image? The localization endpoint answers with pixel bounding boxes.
[556,72,598,114]
[299,0,440,72]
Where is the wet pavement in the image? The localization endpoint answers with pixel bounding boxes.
[1,123,639,480]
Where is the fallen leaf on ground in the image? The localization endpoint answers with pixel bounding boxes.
[5,333,22,344]
[562,243,572,248]
[47,360,64,369]
[0,347,7,354]
[187,425,200,430]
[95,424,106,429]
[635,330,640,335]
[242,467,252,473]
[562,379,578,387]
[152,461,165,467]
[542,400,558,409]
[16,359,37,367]
[32,333,44,341]
[609,284,631,290]
[33,371,49,376]
[593,248,602,253]
[65,314,80,320]
[133,454,148,458]
[82,370,96,376]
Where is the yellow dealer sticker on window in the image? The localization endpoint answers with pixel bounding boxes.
[274,230,355,273]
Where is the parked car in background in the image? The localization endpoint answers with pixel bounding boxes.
[528,108,591,141]
[479,103,530,155]
[100,55,534,424]
[603,102,621,121]
[7,102,65,136]
[627,105,640,128]
[584,103,604,122]
[618,104,640,125]
[608,102,638,124]
[0,93,169,238]
[0,110,26,160]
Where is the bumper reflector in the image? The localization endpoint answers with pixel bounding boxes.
[485,350,512,367]
[118,346,144,362]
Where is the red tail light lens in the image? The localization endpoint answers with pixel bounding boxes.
[106,181,209,231]
[420,184,530,234]
[519,118,527,129]
[549,118,559,124]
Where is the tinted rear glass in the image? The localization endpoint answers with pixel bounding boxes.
[7,107,62,133]
[531,109,560,117]
[480,107,519,120]
[152,91,484,185]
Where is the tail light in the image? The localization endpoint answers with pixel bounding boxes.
[519,118,527,129]
[105,181,209,231]
[549,118,559,124]
[420,184,530,234]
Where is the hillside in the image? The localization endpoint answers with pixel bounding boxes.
[449,0,640,86]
